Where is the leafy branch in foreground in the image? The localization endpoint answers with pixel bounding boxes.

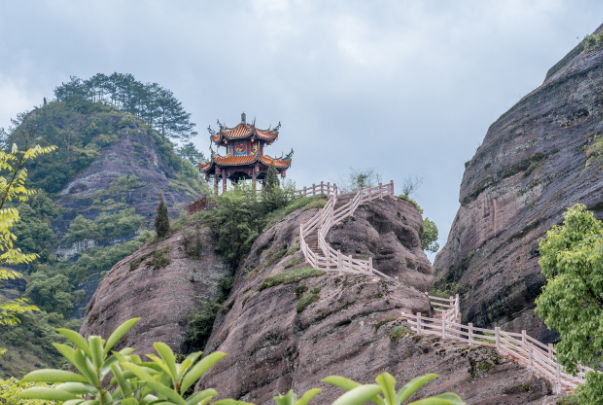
[1,126,57,330]
[324,372,464,405]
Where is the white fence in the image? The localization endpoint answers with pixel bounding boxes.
[298,181,394,278]
[401,295,591,394]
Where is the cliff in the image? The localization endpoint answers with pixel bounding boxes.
[433,24,603,341]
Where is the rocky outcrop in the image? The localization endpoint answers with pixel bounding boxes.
[434,24,603,341]
[80,226,231,356]
[191,196,556,404]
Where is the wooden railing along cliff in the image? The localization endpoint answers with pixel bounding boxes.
[298,181,394,277]
[403,295,592,395]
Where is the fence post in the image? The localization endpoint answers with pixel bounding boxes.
[416,312,422,334]
[528,344,533,370]
[334,183,338,196]
[312,183,316,196]
[495,327,501,350]
[368,256,373,273]
[303,186,307,197]
[390,180,394,196]
[327,182,330,196]
[455,294,460,321]
[548,343,554,360]
[320,181,324,194]
[521,330,527,351]
[468,323,474,345]
[379,183,383,199]
[556,363,561,394]
[337,250,343,274]
[348,254,353,271]
[442,317,446,339]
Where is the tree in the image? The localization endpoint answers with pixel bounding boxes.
[337,167,382,193]
[535,204,603,403]
[401,176,423,199]
[177,142,205,165]
[0,126,56,329]
[154,193,170,238]
[422,218,440,253]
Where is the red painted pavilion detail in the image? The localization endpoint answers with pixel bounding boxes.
[200,113,293,194]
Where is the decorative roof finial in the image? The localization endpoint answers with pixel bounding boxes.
[272,121,281,132]
[241,112,246,124]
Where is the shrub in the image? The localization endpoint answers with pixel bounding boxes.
[374,317,396,331]
[154,193,170,238]
[285,258,302,269]
[296,293,320,313]
[129,248,171,271]
[390,326,410,342]
[258,267,325,291]
[295,285,308,299]
[301,198,327,211]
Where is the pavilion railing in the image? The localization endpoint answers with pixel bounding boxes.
[298,181,394,278]
[401,295,592,395]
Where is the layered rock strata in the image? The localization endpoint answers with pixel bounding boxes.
[434,24,603,341]
[80,226,231,356]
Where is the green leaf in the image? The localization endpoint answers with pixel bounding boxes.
[296,388,322,405]
[104,318,140,356]
[18,387,79,401]
[180,351,226,394]
[375,373,396,405]
[22,369,89,383]
[121,362,157,383]
[53,343,76,363]
[120,399,140,405]
[89,335,104,369]
[396,374,438,404]
[407,395,465,405]
[427,393,465,405]
[331,385,383,405]
[185,388,218,405]
[56,382,96,395]
[56,328,92,358]
[323,377,384,405]
[154,342,178,381]
[110,363,132,397]
[142,380,186,405]
[80,400,101,405]
[63,400,85,405]
[274,389,296,405]
[213,399,256,405]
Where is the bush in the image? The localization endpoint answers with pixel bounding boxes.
[154,193,170,238]
[258,267,325,291]
[390,326,410,342]
[295,285,308,299]
[129,247,171,271]
[374,317,396,331]
[296,293,320,313]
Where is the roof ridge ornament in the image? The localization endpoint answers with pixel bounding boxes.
[284,148,294,160]
[217,119,225,130]
[272,121,281,132]
[241,112,246,123]
[207,125,215,137]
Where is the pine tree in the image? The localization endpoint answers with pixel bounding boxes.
[154,193,170,238]
[265,162,280,189]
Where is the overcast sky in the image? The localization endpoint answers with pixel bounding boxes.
[1,1,602,260]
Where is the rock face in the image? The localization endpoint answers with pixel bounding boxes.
[52,122,198,249]
[80,226,231,356]
[193,196,554,404]
[434,24,603,342]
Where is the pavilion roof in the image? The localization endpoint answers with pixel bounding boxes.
[210,122,279,144]
[199,151,292,173]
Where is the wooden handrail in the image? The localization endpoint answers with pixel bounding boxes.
[399,295,595,394]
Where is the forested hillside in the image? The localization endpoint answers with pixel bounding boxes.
[0,73,209,377]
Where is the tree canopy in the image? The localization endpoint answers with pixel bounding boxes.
[54,73,197,141]
[536,204,603,403]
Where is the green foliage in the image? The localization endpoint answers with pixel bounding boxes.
[0,311,82,376]
[130,248,171,272]
[258,268,325,291]
[398,195,423,215]
[176,142,205,165]
[300,198,327,212]
[584,31,603,51]
[296,293,319,313]
[263,194,324,230]
[66,208,143,244]
[295,285,308,299]
[54,73,197,141]
[557,395,580,405]
[421,218,440,253]
[186,276,234,352]
[323,372,464,405]
[536,204,603,403]
[155,193,170,238]
[17,318,228,405]
[285,258,302,269]
[374,317,396,331]
[24,273,84,317]
[274,388,322,405]
[390,327,410,342]
[337,167,382,193]
[583,135,603,168]
[0,377,59,404]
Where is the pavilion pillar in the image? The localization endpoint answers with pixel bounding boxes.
[223,170,228,194]
[252,166,257,196]
[214,176,219,196]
